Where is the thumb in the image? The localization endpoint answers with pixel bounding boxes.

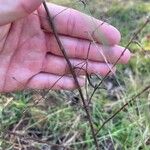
[0,0,43,26]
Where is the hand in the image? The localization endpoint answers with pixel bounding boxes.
[0,0,130,93]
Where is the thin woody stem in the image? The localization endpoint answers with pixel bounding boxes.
[95,84,150,135]
[90,16,150,101]
[42,1,99,149]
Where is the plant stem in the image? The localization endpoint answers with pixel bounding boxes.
[42,1,99,149]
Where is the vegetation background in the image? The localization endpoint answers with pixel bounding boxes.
[0,0,150,149]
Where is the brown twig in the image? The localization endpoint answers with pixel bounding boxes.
[42,1,99,149]
[91,15,150,135]
[95,84,150,135]
[89,16,150,101]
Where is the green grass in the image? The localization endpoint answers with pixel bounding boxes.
[0,0,150,149]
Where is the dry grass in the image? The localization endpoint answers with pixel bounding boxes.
[0,0,150,149]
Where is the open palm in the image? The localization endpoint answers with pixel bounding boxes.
[0,1,130,92]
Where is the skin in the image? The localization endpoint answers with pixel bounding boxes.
[0,0,131,93]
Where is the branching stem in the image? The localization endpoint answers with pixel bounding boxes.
[42,1,99,149]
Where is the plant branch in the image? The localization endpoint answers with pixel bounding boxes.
[42,1,99,149]
[95,84,150,135]
[89,16,150,101]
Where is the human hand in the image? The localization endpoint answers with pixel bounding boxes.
[0,0,131,93]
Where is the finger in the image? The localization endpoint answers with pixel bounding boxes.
[46,34,131,64]
[42,55,116,76]
[0,0,43,25]
[27,73,85,90]
[38,3,121,45]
